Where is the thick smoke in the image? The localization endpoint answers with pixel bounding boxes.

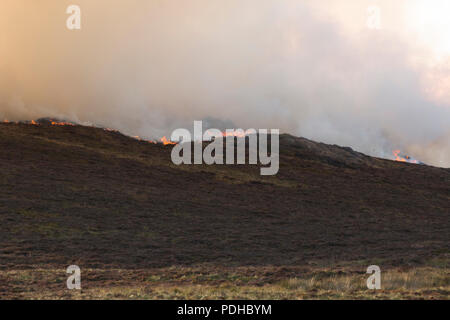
[0,0,449,167]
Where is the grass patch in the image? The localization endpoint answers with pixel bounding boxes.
[1,266,448,300]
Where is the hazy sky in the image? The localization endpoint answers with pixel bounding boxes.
[0,0,449,166]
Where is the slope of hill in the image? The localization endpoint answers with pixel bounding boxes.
[0,122,448,299]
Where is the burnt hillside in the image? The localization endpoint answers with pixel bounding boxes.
[0,122,448,269]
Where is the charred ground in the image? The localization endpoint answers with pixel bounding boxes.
[0,122,448,298]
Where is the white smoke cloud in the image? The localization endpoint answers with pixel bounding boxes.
[0,0,449,166]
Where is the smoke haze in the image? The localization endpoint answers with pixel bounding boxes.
[0,0,449,166]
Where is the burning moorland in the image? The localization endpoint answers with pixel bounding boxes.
[0,119,448,299]
[2,118,177,146]
[2,118,429,166]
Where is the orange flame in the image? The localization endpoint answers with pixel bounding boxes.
[51,121,75,126]
[161,136,176,145]
[132,135,158,144]
[392,150,420,164]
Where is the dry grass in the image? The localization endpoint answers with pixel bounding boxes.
[1,266,448,300]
